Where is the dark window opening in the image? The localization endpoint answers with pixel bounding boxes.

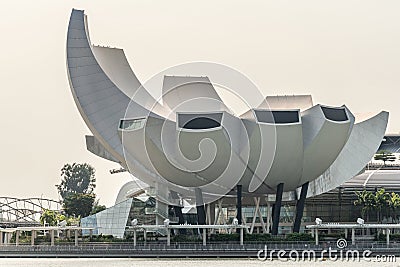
[321,107,348,122]
[255,110,299,124]
[178,113,222,130]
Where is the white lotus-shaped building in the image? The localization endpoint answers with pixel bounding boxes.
[66,9,388,233]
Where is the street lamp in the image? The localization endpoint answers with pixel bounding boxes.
[164,219,170,226]
[232,218,239,225]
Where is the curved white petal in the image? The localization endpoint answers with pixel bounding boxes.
[162,76,228,113]
[258,95,313,111]
[92,45,169,116]
[300,105,353,184]
[307,111,389,197]
[67,9,160,164]
[247,109,303,193]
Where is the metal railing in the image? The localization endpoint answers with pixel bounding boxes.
[1,241,400,251]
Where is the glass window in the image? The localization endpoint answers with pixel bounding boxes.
[119,118,146,130]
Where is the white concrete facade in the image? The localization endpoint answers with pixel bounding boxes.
[66,9,388,204]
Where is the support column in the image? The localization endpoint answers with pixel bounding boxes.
[195,188,206,235]
[50,230,55,246]
[89,229,93,240]
[271,183,284,235]
[167,228,170,246]
[266,201,271,234]
[214,199,223,225]
[293,182,309,233]
[195,188,206,225]
[250,197,260,234]
[31,230,35,246]
[237,185,242,225]
[144,230,147,245]
[173,206,186,234]
[173,206,185,224]
[257,206,267,233]
[345,229,348,239]
[133,230,137,247]
[351,228,355,245]
[74,229,78,246]
[386,229,390,246]
[315,229,319,245]
[209,202,215,225]
[206,205,210,224]
[211,200,223,234]
[0,231,3,245]
[239,228,244,245]
[202,228,206,246]
[15,230,19,246]
[4,233,9,245]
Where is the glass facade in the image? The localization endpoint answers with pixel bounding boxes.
[81,198,133,238]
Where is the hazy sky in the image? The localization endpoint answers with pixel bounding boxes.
[0,0,399,206]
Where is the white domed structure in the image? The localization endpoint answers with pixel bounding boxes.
[66,9,388,234]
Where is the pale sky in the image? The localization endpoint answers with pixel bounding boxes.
[0,0,399,207]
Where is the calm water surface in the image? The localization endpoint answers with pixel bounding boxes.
[0,258,398,267]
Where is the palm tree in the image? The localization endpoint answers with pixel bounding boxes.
[387,192,400,223]
[354,190,375,222]
[373,188,389,223]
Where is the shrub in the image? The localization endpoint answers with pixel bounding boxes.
[171,235,201,243]
[285,233,313,241]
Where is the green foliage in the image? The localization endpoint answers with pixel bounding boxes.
[90,199,107,215]
[171,235,201,242]
[375,189,390,221]
[39,209,66,226]
[354,190,376,219]
[66,216,80,226]
[91,204,106,215]
[209,233,310,242]
[56,163,96,199]
[63,193,95,218]
[387,192,400,211]
[285,233,313,241]
[88,234,123,242]
[374,150,396,166]
[55,163,103,219]
[354,189,400,223]
[244,233,273,242]
[210,233,240,242]
[319,232,344,240]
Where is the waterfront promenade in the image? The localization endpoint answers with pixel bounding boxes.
[0,242,399,258]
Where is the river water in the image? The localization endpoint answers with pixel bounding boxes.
[0,258,398,267]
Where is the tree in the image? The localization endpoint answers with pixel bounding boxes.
[373,188,390,223]
[387,192,400,223]
[90,199,107,215]
[40,209,66,226]
[56,163,96,199]
[354,189,400,223]
[354,190,375,221]
[63,193,95,218]
[374,150,396,166]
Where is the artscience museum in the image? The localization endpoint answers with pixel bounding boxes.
[67,9,389,236]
